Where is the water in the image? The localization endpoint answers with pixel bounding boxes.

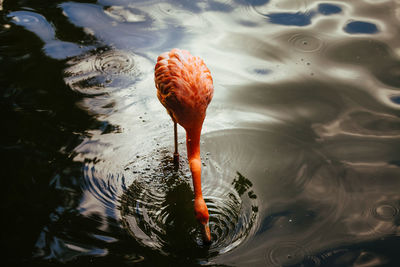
[1,0,399,266]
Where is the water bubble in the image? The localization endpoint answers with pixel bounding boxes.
[288,33,323,52]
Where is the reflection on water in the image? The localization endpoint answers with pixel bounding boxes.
[120,146,258,258]
[317,3,342,15]
[1,0,400,266]
[344,21,379,34]
[8,10,93,59]
[64,48,150,95]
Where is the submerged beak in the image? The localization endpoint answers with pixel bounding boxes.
[202,222,211,244]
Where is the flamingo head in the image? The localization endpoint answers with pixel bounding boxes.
[194,197,211,244]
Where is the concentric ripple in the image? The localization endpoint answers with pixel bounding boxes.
[369,197,400,227]
[120,151,194,250]
[64,49,150,95]
[82,160,124,211]
[205,169,258,254]
[94,50,138,75]
[120,137,259,255]
[347,196,400,238]
[288,33,324,52]
[371,203,399,222]
[264,241,311,266]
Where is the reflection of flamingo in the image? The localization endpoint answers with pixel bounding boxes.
[155,49,214,243]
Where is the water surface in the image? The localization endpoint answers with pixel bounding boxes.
[1,0,400,266]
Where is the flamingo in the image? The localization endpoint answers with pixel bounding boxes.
[154,49,214,243]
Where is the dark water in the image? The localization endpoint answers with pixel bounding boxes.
[1,0,400,266]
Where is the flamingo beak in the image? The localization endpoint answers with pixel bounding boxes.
[202,222,211,244]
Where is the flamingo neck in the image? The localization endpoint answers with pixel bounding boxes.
[186,126,203,198]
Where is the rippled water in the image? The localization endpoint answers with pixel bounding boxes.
[1,0,400,266]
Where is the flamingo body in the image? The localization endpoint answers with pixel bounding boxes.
[155,49,213,129]
[155,49,214,242]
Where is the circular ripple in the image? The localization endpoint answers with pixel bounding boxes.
[288,33,323,52]
[265,241,310,266]
[347,197,399,237]
[120,140,258,255]
[371,202,399,222]
[82,160,128,212]
[120,150,205,251]
[94,50,138,75]
[205,168,258,254]
[64,49,148,95]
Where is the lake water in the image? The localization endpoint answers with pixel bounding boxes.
[1,0,400,266]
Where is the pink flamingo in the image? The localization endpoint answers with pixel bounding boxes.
[154,48,214,243]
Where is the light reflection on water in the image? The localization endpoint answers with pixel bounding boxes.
[2,0,400,266]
